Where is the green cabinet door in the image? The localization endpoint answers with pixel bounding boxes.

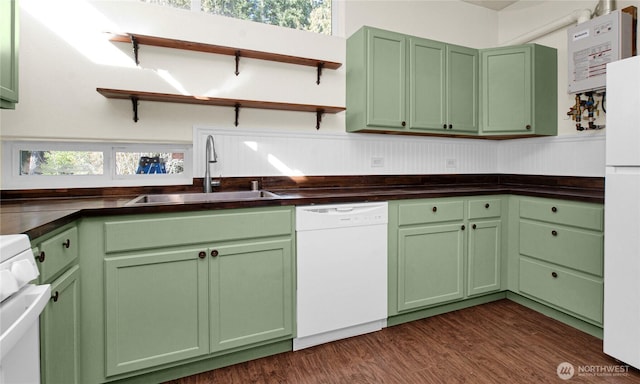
[346,27,407,132]
[481,46,531,133]
[209,239,294,352]
[447,44,478,133]
[409,40,477,134]
[409,37,445,131]
[468,220,501,296]
[480,44,557,136]
[0,0,19,109]
[104,248,209,376]
[397,224,465,311]
[366,28,407,129]
[41,265,80,384]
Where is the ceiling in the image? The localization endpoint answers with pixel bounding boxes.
[462,1,519,11]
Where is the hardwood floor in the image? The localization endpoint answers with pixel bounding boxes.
[166,300,640,383]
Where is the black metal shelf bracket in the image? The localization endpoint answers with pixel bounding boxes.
[316,63,324,85]
[234,51,241,76]
[234,103,240,126]
[316,110,324,130]
[131,35,140,65]
[131,96,139,122]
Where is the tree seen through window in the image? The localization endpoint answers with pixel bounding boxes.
[141,0,331,35]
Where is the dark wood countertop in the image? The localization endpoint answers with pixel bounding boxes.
[0,174,604,238]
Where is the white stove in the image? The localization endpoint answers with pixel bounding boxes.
[0,234,50,384]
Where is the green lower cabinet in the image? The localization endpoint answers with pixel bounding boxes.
[467,220,501,296]
[397,223,465,311]
[105,248,210,376]
[210,239,293,352]
[513,196,604,326]
[390,197,505,318]
[88,207,296,382]
[519,258,603,324]
[41,265,81,384]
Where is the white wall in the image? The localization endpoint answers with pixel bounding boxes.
[0,0,615,181]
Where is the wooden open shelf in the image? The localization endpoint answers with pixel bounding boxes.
[97,88,345,129]
[109,33,342,83]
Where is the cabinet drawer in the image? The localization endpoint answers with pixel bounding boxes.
[468,198,502,219]
[519,221,603,276]
[519,199,603,231]
[104,208,293,253]
[37,227,78,283]
[398,200,464,226]
[519,258,603,324]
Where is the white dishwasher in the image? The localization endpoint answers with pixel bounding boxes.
[294,202,388,351]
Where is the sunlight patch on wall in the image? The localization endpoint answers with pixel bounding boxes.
[21,0,136,68]
[154,69,189,95]
[267,154,305,177]
[244,141,258,151]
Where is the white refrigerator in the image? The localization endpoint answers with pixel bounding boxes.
[603,55,640,369]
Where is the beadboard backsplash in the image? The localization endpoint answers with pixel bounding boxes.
[194,127,605,179]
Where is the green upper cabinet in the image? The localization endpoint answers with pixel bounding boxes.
[409,37,445,131]
[347,26,478,135]
[479,44,557,136]
[410,40,478,134]
[347,27,407,131]
[347,26,556,138]
[446,45,479,133]
[1,0,19,109]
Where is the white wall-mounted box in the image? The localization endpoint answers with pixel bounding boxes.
[567,9,633,94]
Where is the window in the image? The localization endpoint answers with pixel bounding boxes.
[2,141,193,190]
[20,150,104,176]
[141,0,332,35]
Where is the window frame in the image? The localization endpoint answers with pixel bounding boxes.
[1,141,193,190]
[146,0,336,36]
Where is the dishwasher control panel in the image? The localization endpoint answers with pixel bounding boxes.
[296,202,388,231]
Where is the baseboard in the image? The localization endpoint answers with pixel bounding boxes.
[506,292,603,339]
[387,292,507,327]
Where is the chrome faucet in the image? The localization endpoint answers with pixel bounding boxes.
[204,135,220,193]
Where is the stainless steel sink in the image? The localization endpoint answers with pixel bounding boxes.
[125,190,280,206]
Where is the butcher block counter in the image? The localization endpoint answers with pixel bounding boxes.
[0,174,604,238]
